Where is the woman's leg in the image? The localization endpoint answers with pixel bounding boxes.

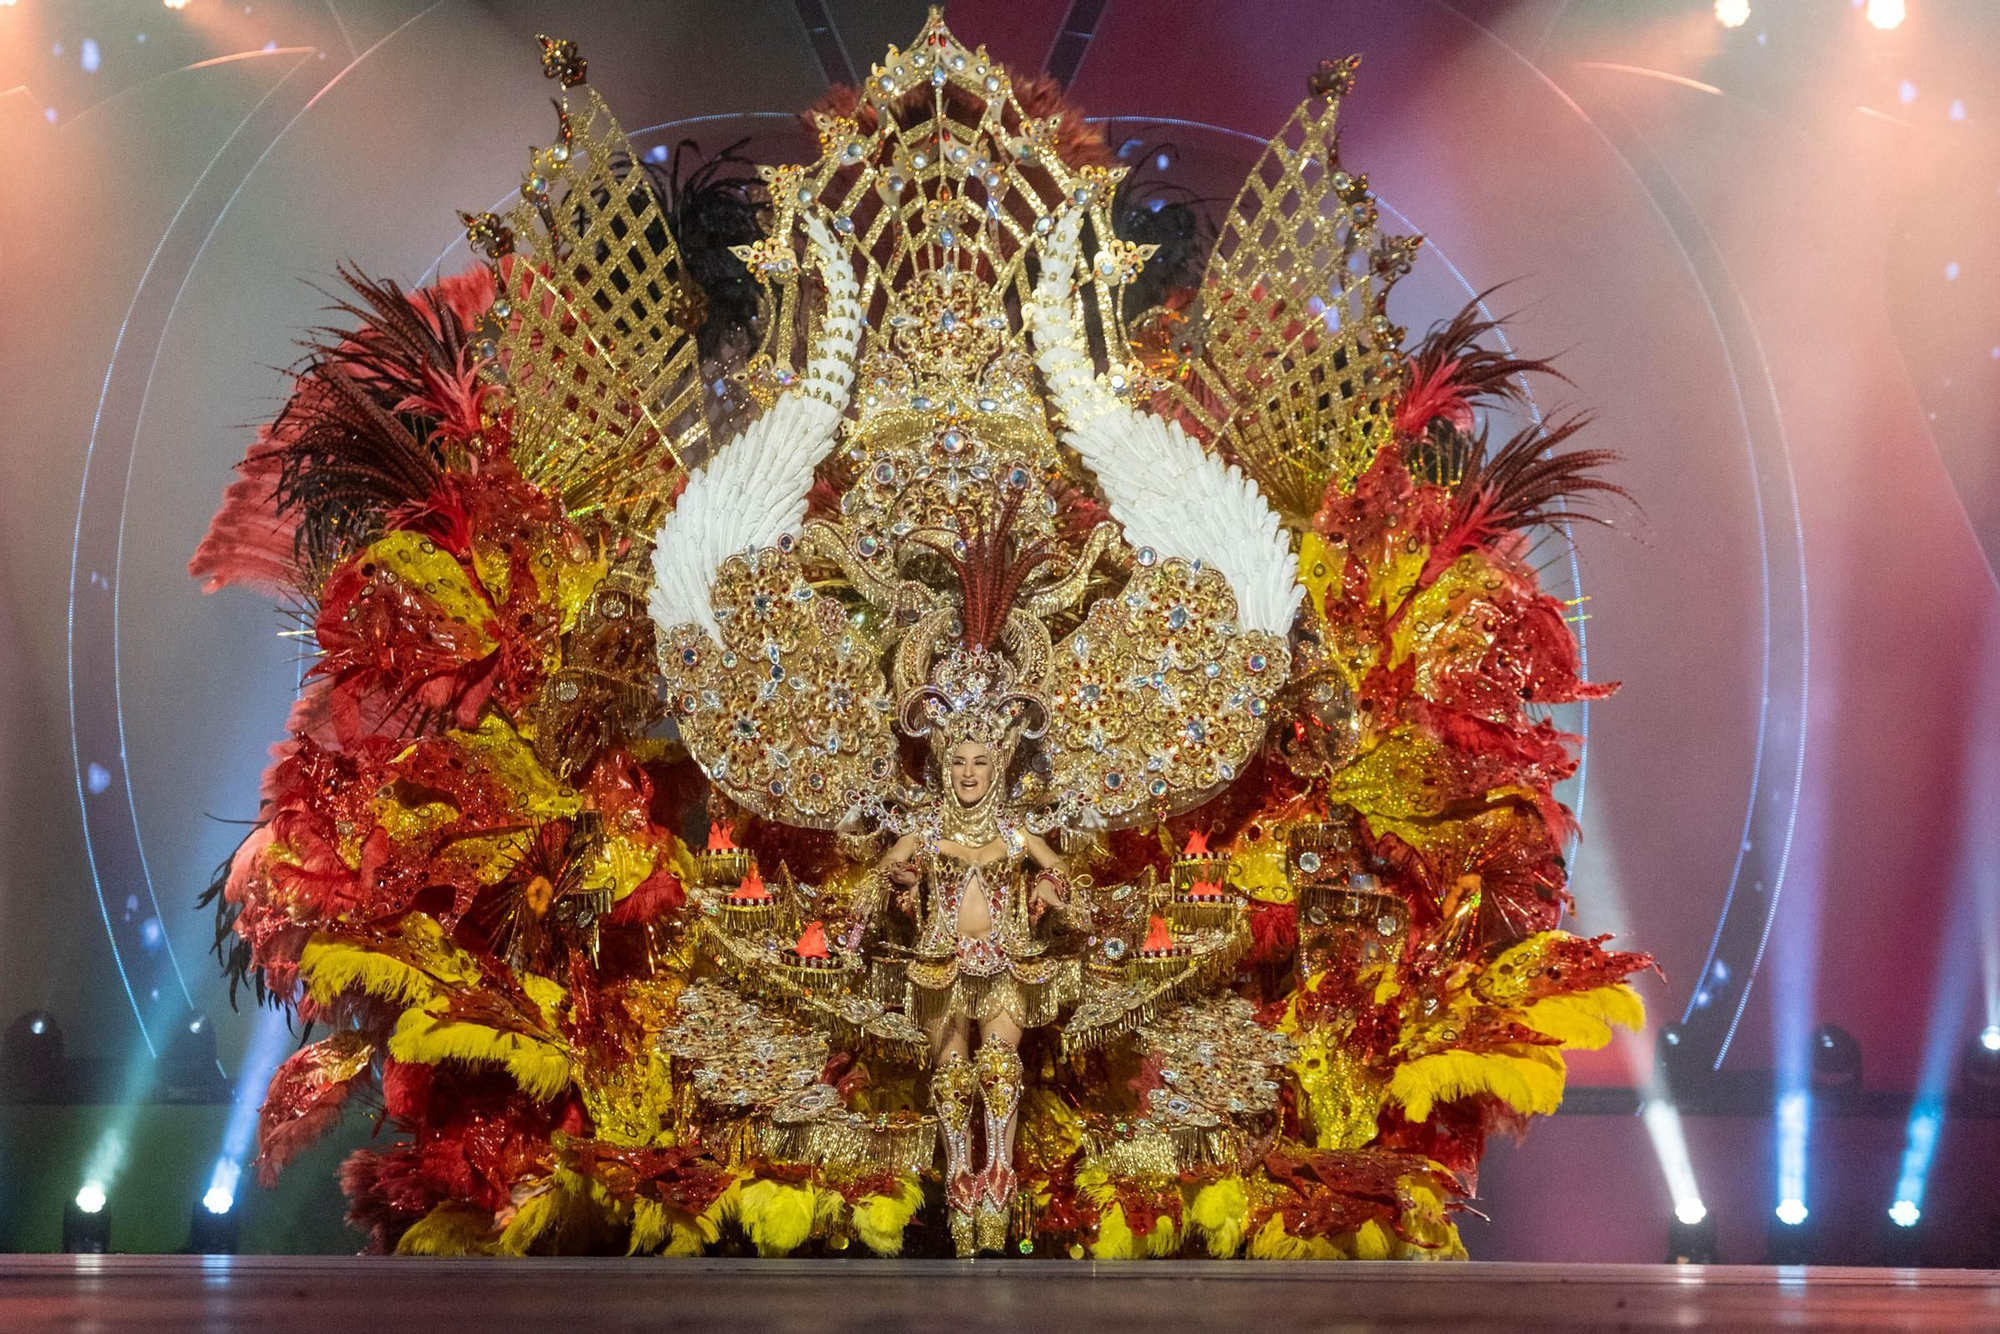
[973,1012,1025,1250]
[928,1014,979,1253]
[975,1013,1024,1170]
[929,1012,971,1066]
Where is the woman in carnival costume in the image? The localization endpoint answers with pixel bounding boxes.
[193,15,1650,1261]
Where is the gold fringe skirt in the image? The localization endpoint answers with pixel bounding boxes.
[906,953,1080,1033]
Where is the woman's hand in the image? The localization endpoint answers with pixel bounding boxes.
[1029,872,1068,924]
[888,861,920,916]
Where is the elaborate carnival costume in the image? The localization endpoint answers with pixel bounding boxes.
[194,16,1650,1261]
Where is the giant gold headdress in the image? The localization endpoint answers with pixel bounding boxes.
[643,14,1436,832]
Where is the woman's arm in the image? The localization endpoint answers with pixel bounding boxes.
[839,834,922,950]
[1022,832,1065,874]
[1025,833,1075,923]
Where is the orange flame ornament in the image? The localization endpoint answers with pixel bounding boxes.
[707,822,738,852]
[793,920,829,959]
[733,866,769,901]
[1183,830,1210,857]
[1142,914,1175,954]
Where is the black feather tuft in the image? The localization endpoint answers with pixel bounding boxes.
[264,268,456,575]
[1111,142,1213,317]
[196,831,274,1011]
[648,139,768,361]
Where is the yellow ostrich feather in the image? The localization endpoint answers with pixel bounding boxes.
[1075,1166,1179,1259]
[299,938,437,1009]
[1520,984,1646,1050]
[1388,1046,1567,1122]
[851,1177,924,1257]
[737,1179,817,1256]
[395,1203,495,1256]
[495,1186,568,1255]
[628,1198,672,1255]
[298,912,483,1010]
[388,1003,573,1102]
[1091,1203,1143,1260]
[1189,1177,1250,1257]
[517,972,568,1028]
[1246,1214,1344,1261]
[1348,1218,1394,1260]
[1399,1179,1468,1260]
[1088,1205,1178,1259]
[632,1180,734,1256]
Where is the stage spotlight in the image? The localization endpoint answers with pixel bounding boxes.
[1714,0,1751,28]
[1865,0,1905,30]
[1668,1205,1718,1265]
[157,1011,227,1103]
[1810,1023,1862,1094]
[1641,1100,1710,1239]
[1654,1024,1705,1087]
[2,1009,66,1100]
[1770,1198,1815,1265]
[63,1185,111,1254]
[1882,1201,1924,1267]
[187,1191,240,1255]
[1965,1030,2000,1111]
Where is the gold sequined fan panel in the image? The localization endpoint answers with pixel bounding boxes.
[1167,58,1422,519]
[1043,558,1288,826]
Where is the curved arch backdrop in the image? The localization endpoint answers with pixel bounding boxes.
[2,0,1995,1260]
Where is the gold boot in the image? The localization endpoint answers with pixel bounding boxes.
[974,1039,1024,1256]
[930,1052,979,1258]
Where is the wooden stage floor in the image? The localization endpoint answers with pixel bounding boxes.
[1,1256,1996,1333]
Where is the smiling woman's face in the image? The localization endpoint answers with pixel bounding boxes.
[946,740,994,806]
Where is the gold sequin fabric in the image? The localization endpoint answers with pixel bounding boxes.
[904,852,1080,1033]
[1044,558,1289,824]
[658,546,898,827]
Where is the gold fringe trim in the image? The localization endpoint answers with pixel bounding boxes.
[1061,924,1249,1056]
[1081,1124,1250,1177]
[756,1114,938,1176]
[906,958,1080,1033]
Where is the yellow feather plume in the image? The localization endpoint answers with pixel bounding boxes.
[496,1186,567,1255]
[1189,1177,1250,1257]
[1246,1214,1343,1260]
[851,1177,925,1256]
[388,1004,573,1102]
[737,1178,817,1257]
[1520,984,1646,1050]
[1388,1046,1567,1122]
[395,1203,495,1256]
[299,940,434,1009]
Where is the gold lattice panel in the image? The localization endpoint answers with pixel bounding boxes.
[482,84,710,536]
[1169,62,1420,517]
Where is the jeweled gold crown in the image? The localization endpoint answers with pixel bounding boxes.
[737,9,1153,547]
[899,644,1048,761]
